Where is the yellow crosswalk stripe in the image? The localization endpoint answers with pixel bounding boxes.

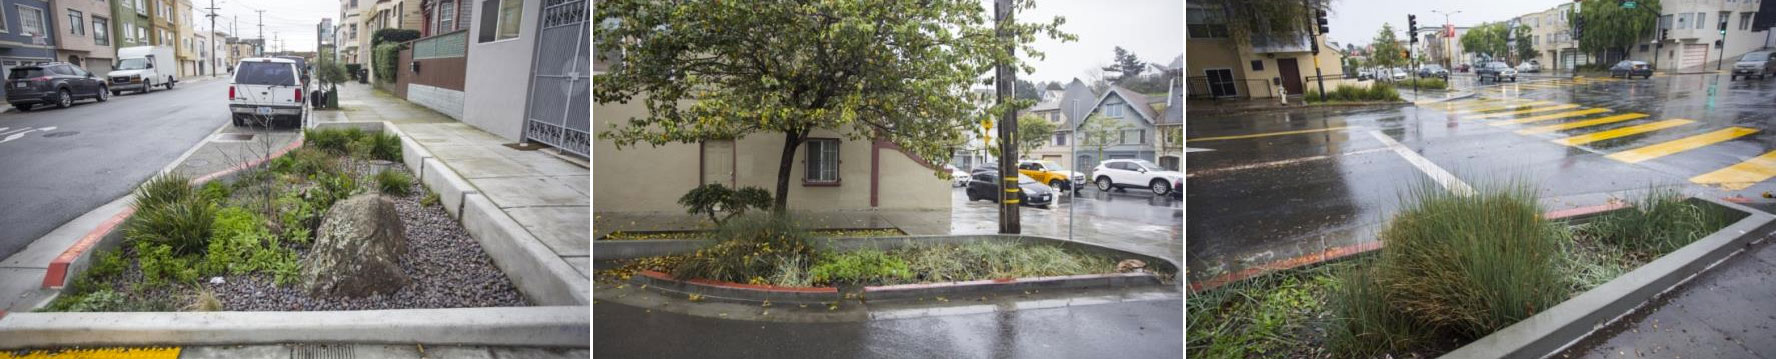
[1552,119,1695,146]
[1605,127,1760,163]
[0,347,182,359]
[1468,104,1582,118]
[1489,108,1613,126]
[1692,150,1776,190]
[1439,98,1529,110]
[1454,100,1552,113]
[1516,113,1650,134]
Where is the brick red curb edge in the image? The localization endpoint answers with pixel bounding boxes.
[1188,202,1633,295]
[38,138,306,291]
[862,272,1154,294]
[636,270,839,294]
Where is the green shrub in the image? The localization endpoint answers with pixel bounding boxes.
[899,241,1119,282]
[125,196,216,255]
[375,170,413,196]
[136,242,200,287]
[1327,264,1428,356]
[373,42,403,83]
[1189,266,1339,358]
[316,172,361,208]
[348,135,376,159]
[200,207,268,275]
[303,129,353,154]
[1399,77,1448,90]
[1581,189,1739,254]
[1331,182,1567,355]
[371,28,421,45]
[421,191,440,207]
[1305,83,1401,103]
[809,249,913,285]
[199,181,231,203]
[88,249,128,279]
[276,190,319,243]
[270,147,338,176]
[133,173,195,211]
[670,215,818,284]
[677,184,773,225]
[370,134,402,162]
[42,289,127,312]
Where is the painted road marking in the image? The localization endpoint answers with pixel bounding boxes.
[1693,150,1776,190]
[1468,104,1582,118]
[1369,130,1474,196]
[1186,126,1353,143]
[1187,147,1391,178]
[1438,98,1529,110]
[1605,127,1760,163]
[0,347,181,359]
[0,126,56,144]
[1516,113,1650,134]
[1552,119,1694,146]
[1489,108,1613,126]
[1454,101,1552,114]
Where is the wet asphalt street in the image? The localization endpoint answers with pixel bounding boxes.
[949,186,1183,262]
[0,79,229,260]
[1187,73,1776,279]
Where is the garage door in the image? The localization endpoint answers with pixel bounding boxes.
[1682,44,1708,70]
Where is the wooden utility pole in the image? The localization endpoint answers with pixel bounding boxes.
[994,0,1020,234]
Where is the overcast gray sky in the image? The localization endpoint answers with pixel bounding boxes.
[1325,0,1559,47]
[197,0,335,52]
[1019,0,1182,84]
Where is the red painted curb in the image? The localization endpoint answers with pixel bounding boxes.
[40,137,305,289]
[863,273,1149,293]
[638,270,838,294]
[1190,204,1635,294]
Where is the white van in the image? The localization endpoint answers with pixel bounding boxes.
[229,57,305,127]
[108,46,177,95]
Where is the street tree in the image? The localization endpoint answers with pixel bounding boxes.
[1015,79,1041,101]
[1077,114,1131,167]
[1459,22,1509,61]
[1221,0,1328,46]
[595,0,1072,211]
[1101,46,1145,82]
[1371,23,1406,70]
[1570,0,1661,62]
[1514,24,1539,62]
[1015,114,1055,157]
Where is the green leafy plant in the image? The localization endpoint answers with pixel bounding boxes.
[1189,265,1340,358]
[133,173,195,211]
[371,28,421,45]
[1581,189,1739,254]
[199,181,232,203]
[135,241,200,287]
[669,215,818,284]
[42,289,127,312]
[316,172,361,209]
[809,249,913,286]
[677,184,773,225]
[270,147,339,176]
[303,129,354,154]
[373,42,403,83]
[375,169,413,196]
[125,196,217,255]
[276,190,319,244]
[421,191,440,207]
[1306,83,1402,103]
[87,249,128,279]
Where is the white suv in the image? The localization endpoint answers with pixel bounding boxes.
[229,57,306,127]
[1092,159,1183,196]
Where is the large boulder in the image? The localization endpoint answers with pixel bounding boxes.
[301,193,409,297]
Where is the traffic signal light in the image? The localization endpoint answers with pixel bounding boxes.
[1573,17,1584,39]
[1408,15,1419,44]
[1620,0,1638,9]
[1660,28,1669,41]
[1317,10,1330,34]
[1720,21,1728,35]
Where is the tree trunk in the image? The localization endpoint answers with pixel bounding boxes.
[772,130,807,213]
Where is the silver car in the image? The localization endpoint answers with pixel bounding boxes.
[1732,51,1776,80]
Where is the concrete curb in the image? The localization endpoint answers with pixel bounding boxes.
[631,270,841,305]
[594,234,1180,273]
[863,272,1161,301]
[1443,196,1775,358]
[0,306,588,348]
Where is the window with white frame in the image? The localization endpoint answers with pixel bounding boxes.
[804,139,840,184]
[17,6,44,37]
[477,0,523,42]
[439,0,456,32]
[1743,12,1756,30]
[1105,103,1124,118]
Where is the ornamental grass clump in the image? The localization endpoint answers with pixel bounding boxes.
[1581,188,1739,255]
[1331,181,1567,356]
[670,215,819,284]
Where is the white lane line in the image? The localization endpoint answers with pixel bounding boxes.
[0,128,29,136]
[1368,130,1475,196]
[1186,147,1391,178]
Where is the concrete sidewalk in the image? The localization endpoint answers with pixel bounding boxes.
[1561,225,1776,358]
[322,83,590,290]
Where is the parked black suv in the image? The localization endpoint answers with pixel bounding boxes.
[6,62,109,111]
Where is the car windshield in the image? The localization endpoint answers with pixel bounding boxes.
[8,68,43,80]
[1018,174,1037,185]
[1037,161,1066,171]
[234,62,297,86]
[1743,52,1772,62]
[1489,62,1508,68]
[1127,160,1161,171]
[116,58,150,70]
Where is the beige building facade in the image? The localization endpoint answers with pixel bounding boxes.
[54,0,118,75]
[1186,0,1344,99]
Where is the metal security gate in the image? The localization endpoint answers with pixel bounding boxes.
[523,0,590,156]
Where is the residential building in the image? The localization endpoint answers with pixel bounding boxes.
[338,0,360,64]
[1517,3,1590,71]
[420,0,469,36]
[384,0,472,119]
[361,0,421,82]
[1024,78,1099,172]
[54,0,116,75]
[1074,85,1164,174]
[1155,80,1183,171]
[1185,0,1345,99]
[208,30,225,75]
[1629,1,1774,71]
[148,0,171,48]
[173,0,194,76]
[464,0,589,155]
[1424,25,1474,69]
[110,0,150,48]
[0,0,57,96]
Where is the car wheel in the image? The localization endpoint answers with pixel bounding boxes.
[231,114,244,127]
[96,86,109,102]
[142,80,153,94]
[1049,180,1066,193]
[55,89,72,108]
[166,79,174,89]
[1150,179,1172,196]
[1095,176,1113,191]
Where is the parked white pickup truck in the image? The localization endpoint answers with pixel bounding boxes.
[107,46,177,95]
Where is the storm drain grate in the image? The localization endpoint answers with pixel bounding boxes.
[291,344,352,359]
[212,133,257,142]
[41,131,76,138]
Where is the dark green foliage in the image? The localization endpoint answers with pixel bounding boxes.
[125,196,216,255]
[1189,265,1340,358]
[374,42,403,83]
[134,173,195,212]
[315,172,361,210]
[375,170,413,196]
[421,191,440,207]
[199,181,231,204]
[1306,83,1401,103]
[1581,189,1740,254]
[677,184,773,225]
[809,249,913,285]
[88,249,128,279]
[670,215,818,284]
[370,134,402,162]
[135,241,200,287]
[270,147,339,176]
[275,190,319,244]
[1397,77,1448,90]
[303,128,353,154]
[41,289,127,312]
[372,28,422,45]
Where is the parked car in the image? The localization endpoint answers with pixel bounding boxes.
[6,62,110,111]
[1476,61,1517,82]
[1731,51,1776,80]
[1389,68,1409,81]
[946,165,970,187]
[965,171,1055,208]
[1092,159,1183,196]
[1457,63,1471,73]
[1609,60,1653,79]
[1417,65,1449,79]
[1515,60,1542,73]
[1017,160,1086,193]
[275,55,311,88]
[108,46,177,95]
[229,57,307,127]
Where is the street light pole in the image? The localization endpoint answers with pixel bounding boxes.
[1433,10,1462,69]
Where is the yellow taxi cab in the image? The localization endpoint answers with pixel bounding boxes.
[1017,160,1084,193]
